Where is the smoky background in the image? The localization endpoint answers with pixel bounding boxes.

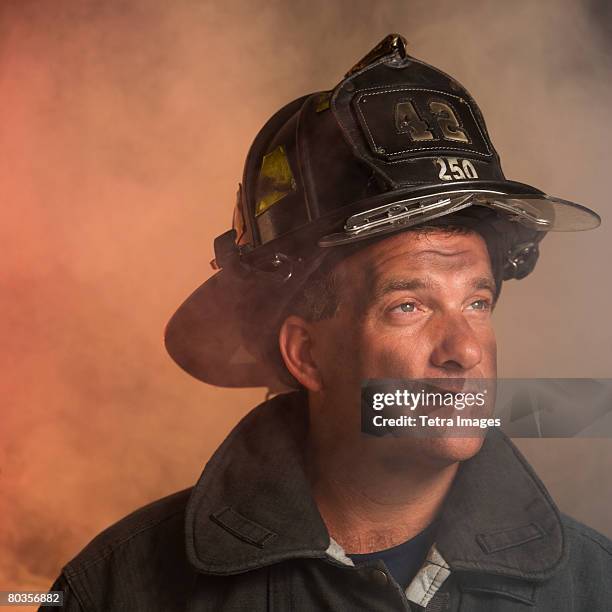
[1,0,611,596]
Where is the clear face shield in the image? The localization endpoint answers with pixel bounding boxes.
[318,189,601,247]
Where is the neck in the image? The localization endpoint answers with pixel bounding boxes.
[306,405,458,554]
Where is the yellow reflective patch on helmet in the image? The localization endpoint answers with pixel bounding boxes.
[255,145,296,216]
[315,91,331,112]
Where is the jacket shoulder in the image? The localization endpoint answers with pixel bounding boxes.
[59,488,196,612]
[561,513,612,559]
[558,513,612,606]
[66,487,193,574]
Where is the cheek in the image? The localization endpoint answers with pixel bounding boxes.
[358,318,498,378]
[313,318,362,383]
[356,325,431,379]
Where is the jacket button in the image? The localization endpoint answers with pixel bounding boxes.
[369,568,389,587]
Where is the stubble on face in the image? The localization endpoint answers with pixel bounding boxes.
[307,229,498,468]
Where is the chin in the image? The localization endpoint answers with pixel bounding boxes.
[380,435,486,470]
[418,435,485,465]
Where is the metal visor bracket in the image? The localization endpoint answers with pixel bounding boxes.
[318,189,600,247]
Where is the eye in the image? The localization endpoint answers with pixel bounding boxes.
[468,299,491,311]
[392,302,417,314]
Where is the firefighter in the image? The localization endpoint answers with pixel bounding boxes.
[45,34,610,612]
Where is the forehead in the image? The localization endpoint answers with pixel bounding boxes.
[334,229,492,288]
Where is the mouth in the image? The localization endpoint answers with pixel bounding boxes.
[421,379,466,394]
[361,377,495,438]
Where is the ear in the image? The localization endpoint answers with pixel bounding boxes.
[278,315,323,392]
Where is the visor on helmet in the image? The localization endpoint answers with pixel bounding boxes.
[319,189,600,246]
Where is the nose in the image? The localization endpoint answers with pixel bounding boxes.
[429,313,483,373]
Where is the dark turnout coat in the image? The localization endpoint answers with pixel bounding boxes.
[44,391,612,611]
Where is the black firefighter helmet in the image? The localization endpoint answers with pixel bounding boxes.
[165,34,600,388]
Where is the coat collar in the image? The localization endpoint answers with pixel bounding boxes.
[435,423,567,582]
[185,390,329,575]
[185,390,567,584]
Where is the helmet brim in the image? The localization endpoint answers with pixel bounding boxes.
[319,180,600,246]
[164,269,283,388]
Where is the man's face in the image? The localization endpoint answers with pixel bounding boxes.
[306,228,498,466]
